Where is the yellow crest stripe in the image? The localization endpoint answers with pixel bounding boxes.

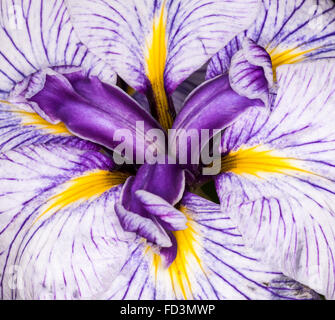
[221,145,313,177]
[267,46,319,81]
[34,170,129,224]
[15,110,71,135]
[1,100,71,135]
[0,100,11,105]
[150,207,206,300]
[145,0,173,130]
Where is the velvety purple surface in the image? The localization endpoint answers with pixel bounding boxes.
[171,74,265,163]
[30,71,163,162]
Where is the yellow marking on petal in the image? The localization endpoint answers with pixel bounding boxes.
[267,46,319,82]
[3,101,71,135]
[145,0,173,130]
[149,209,206,300]
[221,145,313,178]
[34,170,129,224]
[15,110,71,135]
[0,100,11,105]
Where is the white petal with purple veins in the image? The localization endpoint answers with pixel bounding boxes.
[0,144,319,299]
[208,0,335,79]
[0,144,131,299]
[216,60,335,299]
[66,0,260,94]
[0,0,116,97]
[0,99,97,153]
[98,193,319,300]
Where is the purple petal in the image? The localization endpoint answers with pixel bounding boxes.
[135,190,187,231]
[171,74,264,163]
[126,163,186,209]
[115,202,172,248]
[172,64,207,115]
[115,163,185,250]
[29,69,163,161]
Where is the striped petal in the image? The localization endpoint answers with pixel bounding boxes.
[0,0,118,153]
[208,0,335,81]
[0,0,116,97]
[0,144,318,300]
[216,61,335,299]
[98,193,319,300]
[0,144,131,299]
[66,0,260,94]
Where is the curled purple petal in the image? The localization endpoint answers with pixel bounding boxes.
[135,190,187,231]
[171,74,265,164]
[229,38,273,107]
[115,164,186,253]
[29,70,164,162]
[115,203,172,248]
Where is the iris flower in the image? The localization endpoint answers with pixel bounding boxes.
[0,0,331,300]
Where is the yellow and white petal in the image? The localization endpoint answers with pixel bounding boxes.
[0,144,131,299]
[208,0,335,81]
[66,0,260,129]
[98,193,319,300]
[0,100,96,152]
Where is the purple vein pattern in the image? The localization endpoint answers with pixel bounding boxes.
[0,0,116,97]
[95,193,318,300]
[207,0,335,79]
[0,0,120,153]
[216,60,335,299]
[0,144,133,299]
[66,0,260,94]
[0,143,319,299]
[0,0,328,301]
